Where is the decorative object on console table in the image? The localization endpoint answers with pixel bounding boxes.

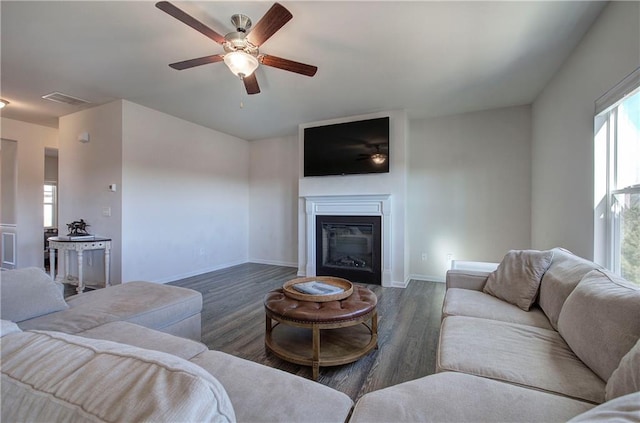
[47,236,112,294]
[65,219,91,236]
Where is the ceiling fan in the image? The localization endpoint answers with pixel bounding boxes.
[357,144,388,165]
[155,1,318,95]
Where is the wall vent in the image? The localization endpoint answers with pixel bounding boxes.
[41,92,90,106]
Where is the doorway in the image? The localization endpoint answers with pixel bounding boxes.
[44,148,59,270]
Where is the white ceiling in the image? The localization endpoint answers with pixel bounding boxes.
[1,1,606,141]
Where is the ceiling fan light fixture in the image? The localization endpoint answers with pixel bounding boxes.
[371,153,387,165]
[0,99,9,109]
[224,51,259,78]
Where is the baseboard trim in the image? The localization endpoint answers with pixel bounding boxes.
[407,273,446,283]
[155,259,248,284]
[248,259,298,268]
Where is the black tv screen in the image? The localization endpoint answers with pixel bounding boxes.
[304,117,390,177]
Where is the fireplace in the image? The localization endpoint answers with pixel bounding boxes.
[316,215,381,284]
[301,195,394,287]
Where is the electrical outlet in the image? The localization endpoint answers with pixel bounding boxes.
[421,252,428,261]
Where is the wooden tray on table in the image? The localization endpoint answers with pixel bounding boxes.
[283,276,353,302]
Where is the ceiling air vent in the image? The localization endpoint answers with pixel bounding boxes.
[41,92,90,106]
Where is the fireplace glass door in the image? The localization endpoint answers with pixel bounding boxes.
[316,215,381,284]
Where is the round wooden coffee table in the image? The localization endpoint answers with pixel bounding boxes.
[264,284,378,380]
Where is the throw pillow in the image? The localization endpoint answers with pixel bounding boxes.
[0,320,22,337]
[483,249,554,311]
[1,329,236,422]
[0,267,68,322]
[606,338,640,401]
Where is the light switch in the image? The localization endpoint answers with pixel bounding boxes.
[102,207,111,217]
[108,184,117,192]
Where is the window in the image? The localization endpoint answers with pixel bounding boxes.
[44,183,57,228]
[594,68,640,284]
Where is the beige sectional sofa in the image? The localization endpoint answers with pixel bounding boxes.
[3,249,639,422]
[350,248,640,422]
[0,267,353,422]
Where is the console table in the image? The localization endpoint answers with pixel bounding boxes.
[47,237,111,294]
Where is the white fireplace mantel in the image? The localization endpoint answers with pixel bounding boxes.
[302,195,392,286]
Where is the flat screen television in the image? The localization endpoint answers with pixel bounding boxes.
[304,117,390,177]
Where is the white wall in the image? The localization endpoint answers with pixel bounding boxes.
[121,101,250,283]
[0,118,58,268]
[58,101,123,284]
[408,105,532,280]
[531,1,640,260]
[249,135,298,267]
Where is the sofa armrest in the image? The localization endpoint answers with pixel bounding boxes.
[445,270,491,291]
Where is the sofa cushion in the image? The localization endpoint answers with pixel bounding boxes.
[483,249,554,311]
[1,329,235,423]
[443,288,553,329]
[350,372,594,423]
[0,267,68,322]
[606,338,640,401]
[77,321,208,360]
[437,316,606,403]
[18,281,202,339]
[539,248,600,330]
[567,392,640,423]
[191,350,353,423]
[558,268,640,382]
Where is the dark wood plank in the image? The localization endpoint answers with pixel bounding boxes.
[169,263,445,402]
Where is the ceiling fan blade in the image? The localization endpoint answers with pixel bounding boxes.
[260,55,317,77]
[156,1,226,45]
[246,3,292,47]
[243,73,261,95]
[169,55,224,70]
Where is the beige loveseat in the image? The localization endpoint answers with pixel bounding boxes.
[350,248,640,422]
[0,267,353,422]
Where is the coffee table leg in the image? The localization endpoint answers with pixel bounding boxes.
[373,310,379,349]
[312,324,320,381]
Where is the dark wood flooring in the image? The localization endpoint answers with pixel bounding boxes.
[169,263,446,402]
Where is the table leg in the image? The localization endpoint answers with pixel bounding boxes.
[77,251,84,294]
[104,247,111,288]
[63,250,69,281]
[49,248,56,280]
[265,314,272,334]
[312,324,320,381]
[372,310,379,349]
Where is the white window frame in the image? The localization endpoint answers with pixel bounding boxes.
[594,67,640,278]
[44,182,57,229]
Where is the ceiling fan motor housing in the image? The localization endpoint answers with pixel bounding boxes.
[224,15,258,56]
[231,14,251,32]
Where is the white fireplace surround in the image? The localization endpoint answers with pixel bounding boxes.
[302,195,392,286]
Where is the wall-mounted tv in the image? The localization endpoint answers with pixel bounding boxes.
[304,116,390,177]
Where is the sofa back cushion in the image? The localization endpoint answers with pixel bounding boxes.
[539,248,600,330]
[558,269,640,382]
[0,267,68,322]
[1,330,236,423]
[605,338,640,401]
